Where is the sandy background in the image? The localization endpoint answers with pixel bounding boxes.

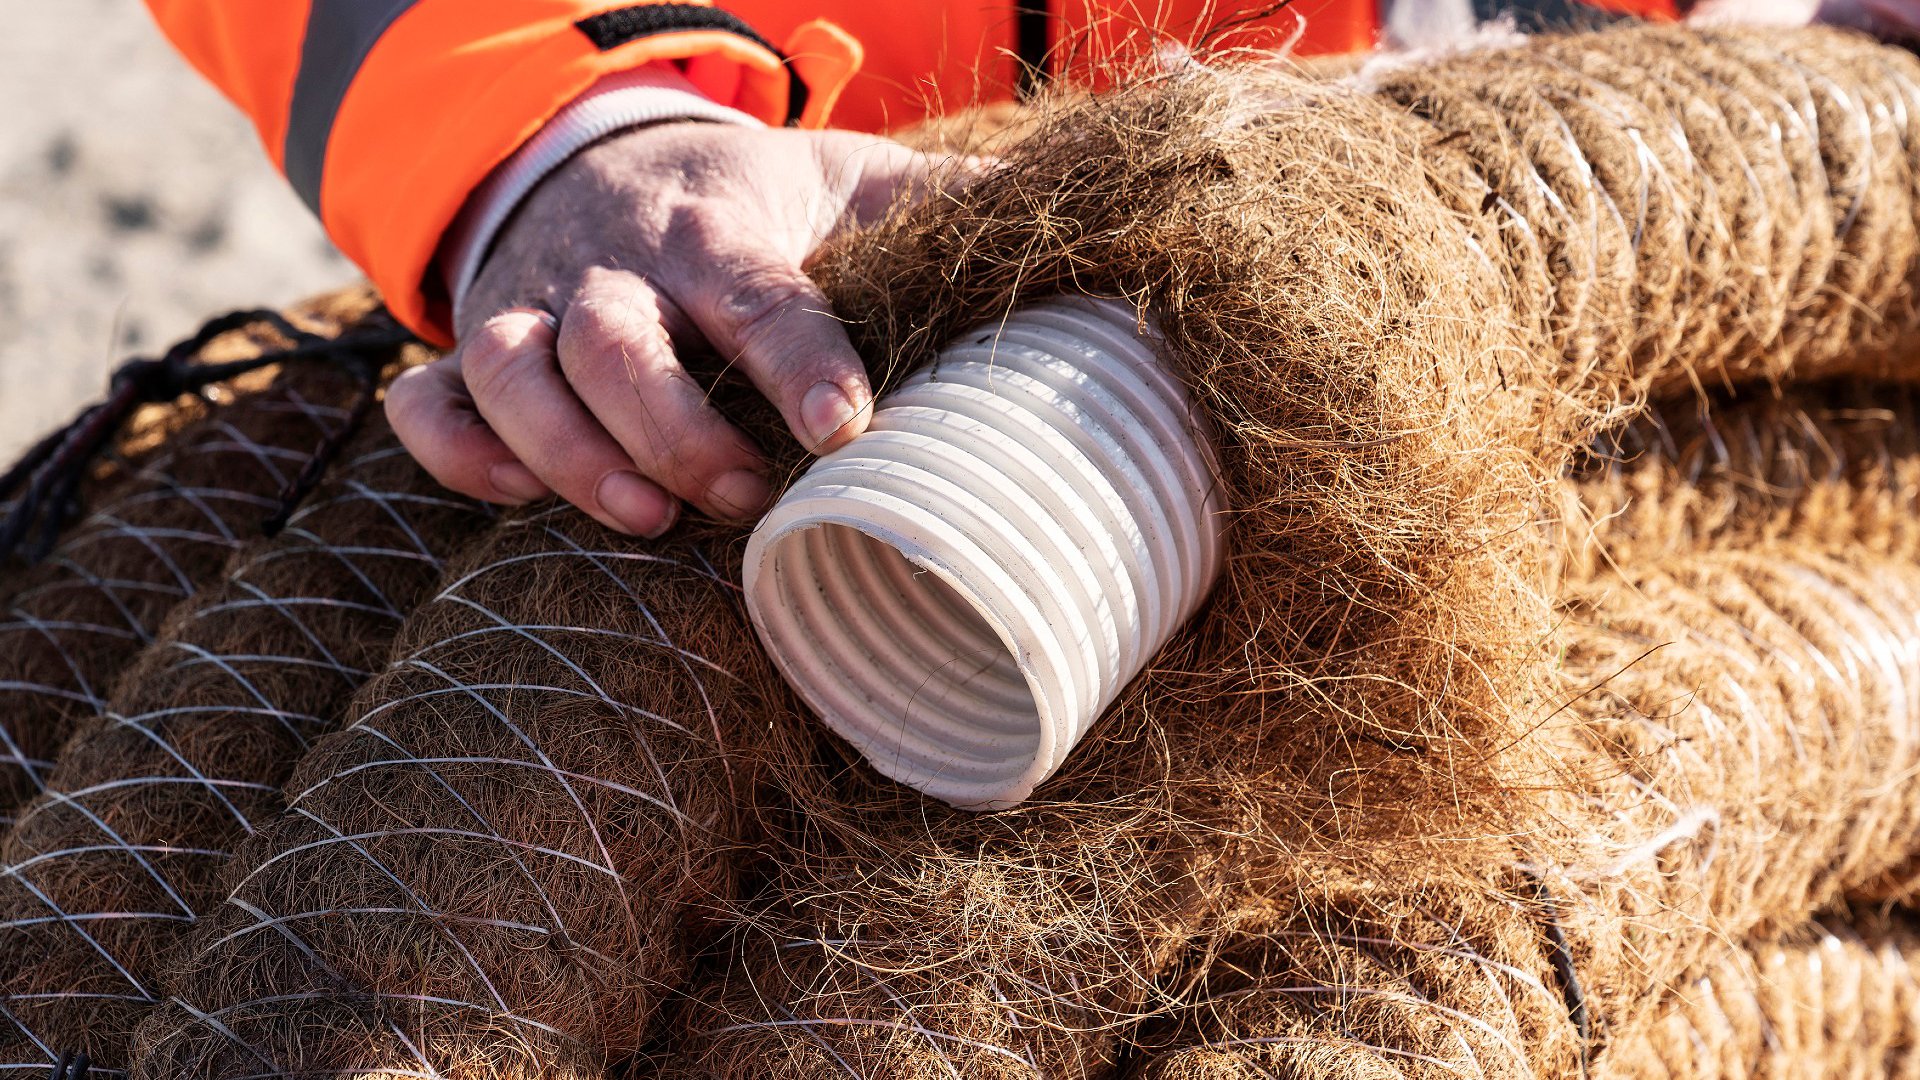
[0,0,354,461]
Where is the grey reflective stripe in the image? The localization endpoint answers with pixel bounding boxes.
[284,0,423,216]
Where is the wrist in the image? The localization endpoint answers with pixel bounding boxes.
[441,65,762,325]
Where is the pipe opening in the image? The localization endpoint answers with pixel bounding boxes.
[743,296,1223,809]
[757,520,1047,788]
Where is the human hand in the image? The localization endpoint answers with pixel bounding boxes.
[1687,0,1920,35]
[1685,0,1821,25]
[1816,0,1920,36]
[386,123,942,536]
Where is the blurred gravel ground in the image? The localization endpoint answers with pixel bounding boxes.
[0,0,353,460]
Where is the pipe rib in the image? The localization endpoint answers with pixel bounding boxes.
[744,297,1225,809]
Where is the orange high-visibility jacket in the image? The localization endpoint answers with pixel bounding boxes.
[144,0,1680,343]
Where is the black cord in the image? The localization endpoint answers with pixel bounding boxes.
[1523,869,1592,1078]
[258,369,382,538]
[0,307,411,565]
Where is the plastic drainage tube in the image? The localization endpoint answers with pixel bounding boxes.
[743,296,1226,810]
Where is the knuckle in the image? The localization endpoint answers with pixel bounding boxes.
[382,371,427,426]
[566,281,620,330]
[383,371,460,451]
[388,409,485,488]
[560,303,653,374]
[661,202,728,255]
[715,268,814,349]
[565,276,672,347]
[622,406,741,495]
[552,328,608,385]
[576,263,638,297]
[458,328,544,403]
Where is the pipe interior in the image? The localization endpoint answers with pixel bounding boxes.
[768,522,1043,779]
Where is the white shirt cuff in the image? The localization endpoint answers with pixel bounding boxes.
[443,64,763,326]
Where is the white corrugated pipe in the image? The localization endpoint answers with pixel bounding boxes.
[743,296,1226,810]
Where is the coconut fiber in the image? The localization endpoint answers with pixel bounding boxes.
[658,385,1920,1080]
[647,24,1920,1080]
[1124,888,1577,1080]
[126,508,795,1080]
[660,742,1275,1080]
[1091,379,1920,1080]
[1595,915,1920,1080]
[1132,912,1920,1080]
[0,415,488,1076]
[0,300,391,830]
[656,49,1570,1080]
[36,20,1920,1080]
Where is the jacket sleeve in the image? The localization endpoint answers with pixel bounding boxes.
[142,1,861,345]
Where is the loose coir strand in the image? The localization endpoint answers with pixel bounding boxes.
[128,509,798,1080]
[0,417,490,1078]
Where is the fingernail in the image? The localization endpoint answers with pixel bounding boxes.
[596,470,677,537]
[488,462,550,503]
[641,499,679,538]
[800,381,864,451]
[705,469,773,520]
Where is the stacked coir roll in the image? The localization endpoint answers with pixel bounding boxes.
[0,301,381,834]
[1132,382,1920,1078]
[0,415,489,1072]
[129,508,796,1079]
[1598,915,1920,1080]
[3,18,1920,1080]
[0,295,460,1074]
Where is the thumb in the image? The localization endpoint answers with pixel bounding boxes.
[1857,0,1920,35]
[659,226,876,455]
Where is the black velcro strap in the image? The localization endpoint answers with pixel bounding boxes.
[575,4,809,124]
[1015,1,1051,99]
[1467,0,1637,32]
